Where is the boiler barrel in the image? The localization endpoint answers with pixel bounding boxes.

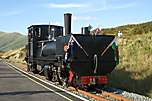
[42,42,56,56]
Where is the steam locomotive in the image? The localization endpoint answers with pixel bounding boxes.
[25,13,119,87]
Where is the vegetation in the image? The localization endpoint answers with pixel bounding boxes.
[102,21,152,36]
[102,21,152,98]
[0,32,27,51]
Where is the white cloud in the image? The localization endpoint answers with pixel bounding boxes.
[47,3,88,8]
[83,1,136,13]
[0,10,23,17]
[73,16,97,21]
[112,2,136,9]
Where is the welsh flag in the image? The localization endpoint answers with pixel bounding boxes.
[101,37,119,65]
[111,39,119,65]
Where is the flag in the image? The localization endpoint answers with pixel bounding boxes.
[111,39,119,65]
[101,37,119,65]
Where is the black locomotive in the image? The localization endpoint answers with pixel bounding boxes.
[25,13,119,87]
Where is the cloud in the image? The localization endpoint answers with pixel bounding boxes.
[0,10,23,17]
[73,16,97,21]
[83,1,136,13]
[112,2,136,9]
[47,3,88,8]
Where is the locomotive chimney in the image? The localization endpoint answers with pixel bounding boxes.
[64,13,72,35]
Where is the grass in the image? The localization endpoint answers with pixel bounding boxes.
[108,32,152,98]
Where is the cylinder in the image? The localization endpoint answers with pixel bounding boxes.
[64,13,72,35]
[81,27,90,35]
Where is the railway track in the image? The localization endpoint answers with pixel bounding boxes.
[68,87,131,101]
[5,61,131,101]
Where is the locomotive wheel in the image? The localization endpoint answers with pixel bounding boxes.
[32,63,39,74]
[27,63,31,72]
[57,65,68,87]
[57,69,68,87]
[57,74,68,87]
[68,73,80,89]
[27,62,39,74]
[44,65,52,80]
[39,65,45,76]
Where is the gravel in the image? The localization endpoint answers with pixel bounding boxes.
[122,91,152,101]
[104,87,152,101]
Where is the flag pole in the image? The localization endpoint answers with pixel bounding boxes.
[101,37,117,56]
[70,35,89,57]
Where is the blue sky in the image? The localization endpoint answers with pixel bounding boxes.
[0,0,151,35]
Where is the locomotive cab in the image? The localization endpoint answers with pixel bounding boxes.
[28,25,63,41]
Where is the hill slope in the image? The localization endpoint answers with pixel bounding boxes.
[102,21,152,36]
[101,21,152,98]
[0,32,27,51]
[108,32,152,97]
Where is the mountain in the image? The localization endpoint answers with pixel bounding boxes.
[0,32,27,51]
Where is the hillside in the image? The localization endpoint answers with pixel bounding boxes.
[0,32,27,51]
[101,21,152,98]
[102,21,152,36]
[108,32,152,97]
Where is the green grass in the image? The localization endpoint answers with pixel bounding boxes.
[101,21,152,98]
[107,32,152,98]
[102,21,152,36]
[0,32,27,51]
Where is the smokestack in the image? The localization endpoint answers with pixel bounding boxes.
[64,13,72,35]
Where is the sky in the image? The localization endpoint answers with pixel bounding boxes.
[0,0,151,35]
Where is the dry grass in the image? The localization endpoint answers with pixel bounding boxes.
[108,32,152,98]
[0,47,26,64]
[0,52,4,57]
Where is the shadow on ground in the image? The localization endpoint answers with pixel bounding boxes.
[108,68,152,98]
